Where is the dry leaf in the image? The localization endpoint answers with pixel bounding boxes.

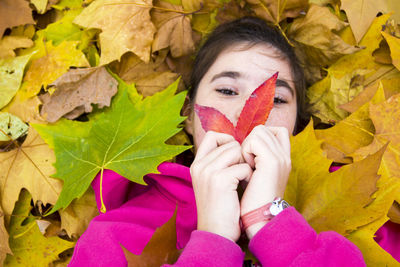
[0,36,34,59]
[0,0,35,37]
[109,50,170,84]
[0,53,33,110]
[341,0,387,43]
[74,0,156,65]
[353,93,400,180]
[307,15,390,124]
[122,208,181,266]
[245,0,308,24]
[0,205,11,264]
[381,31,400,71]
[152,0,195,58]
[136,71,181,97]
[4,189,75,266]
[373,39,392,65]
[2,92,44,123]
[39,67,118,122]
[0,126,62,222]
[19,41,89,100]
[287,121,390,236]
[288,4,360,83]
[0,112,29,142]
[347,176,400,265]
[59,187,98,237]
[31,0,49,14]
[315,83,386,163]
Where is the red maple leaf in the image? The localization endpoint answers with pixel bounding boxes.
[194,72,277,143]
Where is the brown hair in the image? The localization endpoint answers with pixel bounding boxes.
[189,16,309,134]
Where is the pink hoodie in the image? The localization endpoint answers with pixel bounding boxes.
[69,162,399,266]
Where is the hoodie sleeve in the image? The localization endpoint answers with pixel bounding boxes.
[248,207,366,267]
[163,230,245,267]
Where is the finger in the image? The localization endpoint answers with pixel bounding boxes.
[265,127,291,157]
[241,126,281,166]
[200,142,243,171]
[195,131,236,161]
[219,163,253,187]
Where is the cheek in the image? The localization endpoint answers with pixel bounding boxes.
[193,114,207,152]
[265,108,297,134]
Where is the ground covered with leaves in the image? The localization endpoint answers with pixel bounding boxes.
[0,0,400,266]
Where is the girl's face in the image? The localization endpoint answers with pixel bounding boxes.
[186,43,298,151]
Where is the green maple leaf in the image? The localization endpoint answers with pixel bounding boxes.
[34,77,189,213]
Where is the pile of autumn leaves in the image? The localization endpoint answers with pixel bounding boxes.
[0,0,400,265]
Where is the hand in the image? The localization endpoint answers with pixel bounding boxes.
[190,131,253,242]
[240,125,291,239]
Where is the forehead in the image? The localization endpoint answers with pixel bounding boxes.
[203,43,295,87]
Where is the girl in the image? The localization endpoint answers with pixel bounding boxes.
[69,17,396,266]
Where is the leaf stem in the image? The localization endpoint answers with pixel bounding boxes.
[100,168,107,213]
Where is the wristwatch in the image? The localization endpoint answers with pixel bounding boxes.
[241,197,290,230]
[270,197,290,216]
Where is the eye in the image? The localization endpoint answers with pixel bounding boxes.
[274,96,287,104]
[215,88,238,96]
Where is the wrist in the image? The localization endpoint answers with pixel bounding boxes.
[245,221,267,240]
[240,197,290,238]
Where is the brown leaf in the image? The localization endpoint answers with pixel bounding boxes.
[73,0,156,65]
[136,71,181,97]
[216,0,254,24]
[0,36,33,59]
[0,205,11,264]
[245,0,308,24]
[340,0,387,43]
[39,67,118,122]
[59,187,99,237]
[152,0,195,58]
[109,50,170,84]
[0,126,62,223]
[288,4,360,83]
[373,39,392,65]
[0,0,35,37]
[122,208,181,266]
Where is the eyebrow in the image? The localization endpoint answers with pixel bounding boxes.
[210,71,294,97]
[276,79,294,97]
[210,71,241,82]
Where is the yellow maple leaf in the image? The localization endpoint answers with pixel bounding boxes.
[0,126,62,223]
[287,121,390,235]
[74,0,156,65]
[307,14,390,124]
[353,93,400,180]
[347,176,400,266]
[19,40,89,100]
[152,0,195,58]
[382,31,400,72]
[315,83,386,163]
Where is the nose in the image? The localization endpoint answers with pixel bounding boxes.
[232,97,248,126]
